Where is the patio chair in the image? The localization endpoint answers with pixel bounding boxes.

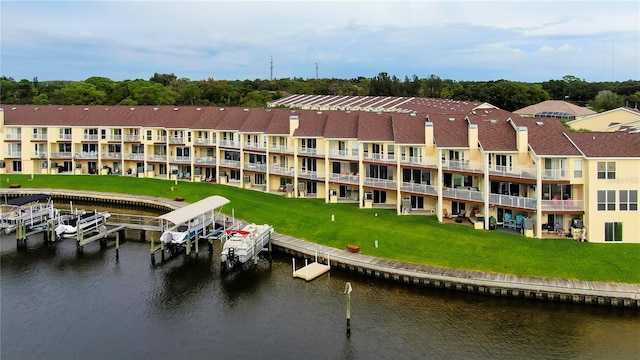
[514,215,524,229]
[503,213,514,228]
[443,209,453,219]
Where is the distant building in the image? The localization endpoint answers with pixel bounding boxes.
[514,100,596,121]
[566,106,640,132]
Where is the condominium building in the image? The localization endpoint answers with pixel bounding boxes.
[1,97,638,243]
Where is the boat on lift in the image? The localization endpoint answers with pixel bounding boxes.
[220,223,274,271]
[1,194,58,234]
[55,209,111,239]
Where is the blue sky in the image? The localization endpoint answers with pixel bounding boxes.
[1,0,639,82]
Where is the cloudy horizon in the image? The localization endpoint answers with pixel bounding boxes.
[1,0,639,83]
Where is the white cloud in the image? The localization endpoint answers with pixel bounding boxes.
[539,45,555,53]
[558,44,576,52]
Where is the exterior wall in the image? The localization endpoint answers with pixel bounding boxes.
[569,109,640,132]
[584,158,640,243]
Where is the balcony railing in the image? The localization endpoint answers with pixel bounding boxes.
[244,163,267,172]
[170,156,191,163]
[33,152,48,159]
[329,173,360,185]
[400,155,439,167]
[364,177,397,190]
[156,136,167,142]
[489,165,537,179]
[195,156,216,165]
[443,187,483,202]
[148,155,167,162]
[363,152,396,163]
[31,134,47,141]
[270,165,294,175]
[219,159,240,168]
[328,149,359,160]
[75,152,99,159]
[102,152,122,160]
[489,193,536,210]
[6,151,22,158]
[6,133,22,140]
[126,153,145,161]
[299,147,322,156]
[59,134,72,141]
[541,199,584,211]
[542,169,569,180]
[83,134,99,141]
[109,135,122,142]
[50,152,72,158]
[169,137,185,144]
[298,170,324,179]
[194,138,211,145]
[442,160,484,173]
[270,144,293,153]
[219,140,239,148]
[244,142,267,151]
[123,135,140,142]
[401,182,438,196]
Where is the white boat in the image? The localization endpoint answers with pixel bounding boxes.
[220,223,274,270]
[55,210,111,239]
[0,194,58,234]
[160,216,212,245]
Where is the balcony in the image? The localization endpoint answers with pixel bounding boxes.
[443,187,483,202]
[169,156,191,163]
[59,134,72,141]
[31,134,47,141]
[75,152,99,159]
[244,142,267,151]
[83,134,99,141]
[400,155,438,167]
[219,159,240,168]
[541,199,584,212]
[50,152,72,159]
[401,182,437,196]
[328,149,359,160]
[329,173,360,185]
[194,138,211,145]
[442,159,484,173]
[363,152,396,164]
[169,137,185,144]
[270,144,293,154]
[109,135,123,142]
[6,133,22,140]
[364,177,397,190]
[489,165,536,179]
[298,169,324,180]
[148,155,167,162]
[102,152,122,160]
[298,147,322,156]
[542,169,569,181]
[489,193,536,210]
[155,136,167,142]
[270,165,294,176]
[123,135,141,142]
[195,156,216,165]
[33,152,48,159]
[219,140,240,148]
[244,163,267,172]
[6,151,22,158]
[126,153,145,161]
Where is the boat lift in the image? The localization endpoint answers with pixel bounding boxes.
[150,195,230,266]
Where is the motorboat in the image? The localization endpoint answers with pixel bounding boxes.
[220,223,274,271]
[1,194,58,234]
[55,210,111,239]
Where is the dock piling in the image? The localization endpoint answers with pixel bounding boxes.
[345,282,352,337]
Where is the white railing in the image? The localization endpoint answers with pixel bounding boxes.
[443,187,483,202]
[59,134,72,140]
[329,173,360,185]
[298,170,324,179]
[33,152,48,158]
[83,134,99,141]
[148,155,167,162]
[299,147,321,156]
[542,169,569,180]
[401,182,438,196]
[195,156,216,165]
[219,159,240,168]
[541,199,584,211]
[123,135,140,142]
[6,151,22,158]
[442,160,484,173]
[75,152,99,159]
[328,149,359,159]
[364,177,397,190]
[489,193,536,210]
[194,138,211,145]
[50,152,72,158]
[156,136,167,142]
[170,156,191,163]
[363,153,396,163]
[244,163,267,172]
[110,135,122,142]
[219,140,239,148]
[102,152,122,160]
[270,144,293,153]
[32,133,47,140]
[244,142,267,151]
[6,133,22,140]
[270,165,294,175]
[126,153,145,160]
[489,165,537,179]
[169,137,184,144]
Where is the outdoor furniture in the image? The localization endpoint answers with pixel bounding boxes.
[514,215,524,229]
[503,213,515,228]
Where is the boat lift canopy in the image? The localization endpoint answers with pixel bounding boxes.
[157,195,230,226]
[7,194,51,206]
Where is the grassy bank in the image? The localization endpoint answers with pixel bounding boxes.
[2,174,639,283]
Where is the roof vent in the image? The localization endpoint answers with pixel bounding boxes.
[317,111,322,115]
[536,121,544,126]
[11,107,16,110]
[410,113,416,117]
[490,119,497,124]
[484,110,489,114]
[517,126,528,132]
[84,107,89,111]
[34,107,39,111]
[105,108,110,111]
[243,108,249,112]
[472,111,476,115]
[448,117,455,121]
[58,107,63,111]
[220,108,225,111]
[130,107,135,111]
[153,107,159,111]
[196,107,202,111]
[173,107,179,111]
[469,124,478,129]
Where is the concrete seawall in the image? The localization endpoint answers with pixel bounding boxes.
[3,189,638,308]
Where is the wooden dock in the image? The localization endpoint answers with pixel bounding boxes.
[293,254,331,281]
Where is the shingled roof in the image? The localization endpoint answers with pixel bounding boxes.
[510,116,582,156]
[391,113,426,145]
[467,108,518,152]
[323,111,359,139]
[429,114,469,148]
[293,110,328,138]
[567,132,640,157]
[357,112,394,141]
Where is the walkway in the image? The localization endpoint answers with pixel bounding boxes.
[2,188,638,307]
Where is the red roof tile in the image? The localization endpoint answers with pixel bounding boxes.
[567,132,640,157]
[357,112,394,141]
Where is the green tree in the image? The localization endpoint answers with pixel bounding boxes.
[149,72,177,86]
[55,81,106,105]
[589,90,625,112]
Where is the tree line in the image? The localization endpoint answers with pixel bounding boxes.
[1,73,638,112]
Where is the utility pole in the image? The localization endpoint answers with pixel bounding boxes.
[270,56,274,81]
[315,63,319,80]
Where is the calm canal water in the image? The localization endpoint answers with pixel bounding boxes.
[1,206,639,360]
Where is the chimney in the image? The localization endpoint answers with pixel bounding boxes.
[424,121,434,147]
[468,123,478,149]
[289,114,299,136]
[517,126,528,153]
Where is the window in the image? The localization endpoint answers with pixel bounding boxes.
[146,130,152,141]
[597,190,616,211]
[597,161,615,179]
[604,222,622,242]
[619,190,638,211]
[573,160,582,178]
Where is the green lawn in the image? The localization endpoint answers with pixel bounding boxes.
[2,174,639,283]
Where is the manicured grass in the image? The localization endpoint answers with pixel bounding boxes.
[2,174,639,283]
